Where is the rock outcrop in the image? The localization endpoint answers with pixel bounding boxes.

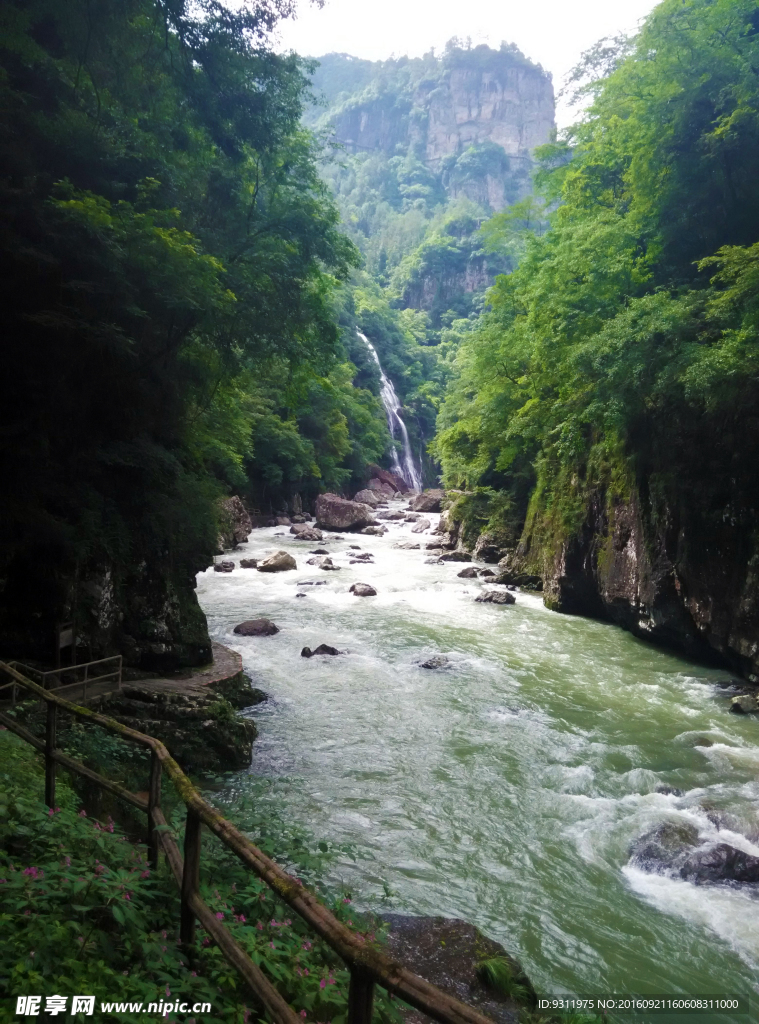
[315,493,376,531]
[217,496,252,551]
[410,490,445,513]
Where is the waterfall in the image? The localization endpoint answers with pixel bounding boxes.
[358,332,423,491]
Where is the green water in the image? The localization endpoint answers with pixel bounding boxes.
[197,508,759,1019]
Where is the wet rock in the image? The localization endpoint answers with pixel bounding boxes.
[274,516,291,526]
[426,541,444,550]
[350,552,374,562]
[295,593,307,598]
[315,493,376,531]
[631,819,759,885]
[425,557,444,565]
[411,518,431,534]
[393,541,420,550]
[730,693,759,714]
[290,523,324,540]
[353,488,381,507]
[239,558,258,569]
[214,561,235,573]
[405,513,421,522]
[475,590,516,605]
[361,525,388,536]
[410,489,445,513]
[440,551,472,562]
[296,580,327,586]
[377,510,405,520]
[301,643,340,658]
[478,568,496,577]
[496,555,544,590]
[290,514,306,524]
[233,619,280,636]
[457,567,478,579]
[681,843,759,884]
[655,784,684,796]
[350,583,377,597]
[310,548,330,555]
[630,821,700,870]
[421,655,450,669]
[349,545,361,550]
[257,550,296,573]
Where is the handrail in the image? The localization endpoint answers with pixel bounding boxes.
[0,662,495,1024]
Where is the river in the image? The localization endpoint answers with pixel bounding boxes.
[196,505,759,1019]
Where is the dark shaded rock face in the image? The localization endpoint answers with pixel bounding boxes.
[629,820,759,886]
[239,558,258,568]
[217,495,252,551]
[440,551,471,562]
[233,618,279,636]
[457,567,478,579]
[315,493,376,531]
[214,560,235,573]
[421,655,450,669]
[410,489,445,513]
[473,533,508,564]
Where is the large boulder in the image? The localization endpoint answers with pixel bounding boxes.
[410,489,445,513]
[290,524,324,541]
[217,496,253,551]
[316,493,376,532]
[239,558,258,569]
[440,551,472,562]
[629,820,759,885]
[256,550,296,573]
[411,519,431,534]
[354,488,381,507]
[473,533,508,564]
[301,643,339,658]
[361,525,388,536]
[214,560,235,573]
[366,464,409,494]
[377,510,405,520]
[457,567,478,579]
[475,590,516,605]
[350,583,377,597]
[233,618,279,636]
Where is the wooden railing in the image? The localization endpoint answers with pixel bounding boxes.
[0,655,122,707]
[0,662,494,1024]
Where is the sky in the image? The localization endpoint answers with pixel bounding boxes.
[273,0,661,128]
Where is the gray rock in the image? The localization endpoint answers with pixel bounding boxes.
[350,583,377,597]
[410,489,445,513]
[361,525,388,536]
[393,541,421,550]
[457,567,478,578]
[411,519,431,534]
[217,496,253,551]
[424,557,444,564]
[316,493,376,531]
[301,644,339,658]
[239,558,258,569]
[354,488,381,507]
[310,548,330,554]
[730,694,759,714]
[290,523,324,539]
[475,590,516,605]
[257,550,296,573]
[655,784,684,796]
[630,820,759,885]
[478,568,495,577]
[214,561,235,573]
[440,551,472,562]
[377,510,405,520]
[296,580,327,586]
[274,516,291,526]
[233,619,279,636]
[473,532,507,564]
[421,655,450,669]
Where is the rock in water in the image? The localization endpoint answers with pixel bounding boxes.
[310,548,330,555]
[301,644,340,658]
[421,655,450,669]
[233,619,280,636]
[239,558,257,568]
[440,551,472,562]
[361,525,387,536]
[730,693,759,714]
[377,510,405,520]
[457,567,478,578]
[297,580,327,586]
[350,583,377,597]
[290,523,324,541]
[478,568,495,577]
[353,488,381,507]
[393,541,420,550]
[257,550,296,572]
[411,518,431,534]
[316,556,341,571]
[214,561,235,573]
[410,489,445,513]
[315,492,376,531]
[475,590,516,605]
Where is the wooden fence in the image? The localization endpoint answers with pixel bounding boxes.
[0,661,494,1024]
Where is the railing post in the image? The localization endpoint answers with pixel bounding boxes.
[147,750,162,870]
[45,702,57,808]
[348,968,375,1024]
[180,807,202,946]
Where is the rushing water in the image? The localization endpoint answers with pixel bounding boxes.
[359,332,423,491]
[197,507,759,1019]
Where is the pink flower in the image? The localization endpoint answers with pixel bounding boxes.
[140,869,150,878]
[302,941,312,951]
[270,942,275,949]
[257,921,264,931]
[342,898,351,904]
[165,985,170,998]
[79,810,87,817]
[215,911,224,920]
[64,856,71,867]
[300,1012,307,1018]
[320,980,326,990]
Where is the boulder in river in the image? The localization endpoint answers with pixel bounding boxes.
[410,489,445,513]
[239,558,257,568]
[475,590,516,605]
[421,655,450,669]
[233,618,279,636]
[310,548,330,554]
[457,567,478,578]
[377,510,405,520]
[393,541,420,550]
[274,516,291,526]
[290,523,324,539]
[316,493,376,531]
[440,551,472,562]
[353,488,381,507]
[350,583,377,597]
[256,550,296,572]
[411,518,431,534]
[297,580,327,586]
[362,525,387,536]
[301,643,340,658]
[629,819,759,885]
[730,693,759,714]
[214,560,235,573]
[478,568,495,577]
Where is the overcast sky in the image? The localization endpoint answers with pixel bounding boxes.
[273,0,660,128]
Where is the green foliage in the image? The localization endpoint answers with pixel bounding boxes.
[435,0,759,563]
[476,956,533,1005]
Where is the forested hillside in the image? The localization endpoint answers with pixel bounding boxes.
[0,0,396,667]
[434,0,759,677]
